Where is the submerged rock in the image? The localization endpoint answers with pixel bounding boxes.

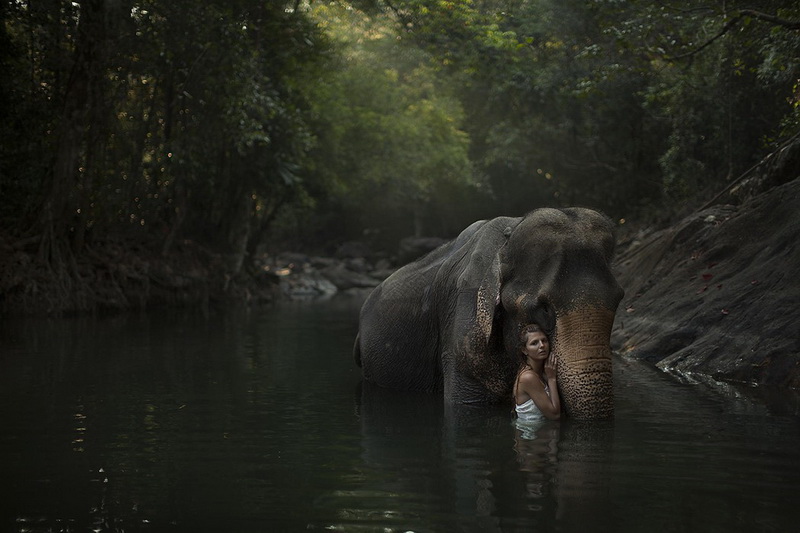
[262,252,389,301]
[279,271,338,299]
[320,263,383,291]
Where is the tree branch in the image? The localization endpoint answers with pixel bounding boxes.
[740,9,800,31]
[667,12,744,60]
[667,9,800,61]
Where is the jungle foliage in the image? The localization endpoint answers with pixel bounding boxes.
[1,1,799,270]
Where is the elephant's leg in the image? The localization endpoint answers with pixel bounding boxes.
[443,349,505,405]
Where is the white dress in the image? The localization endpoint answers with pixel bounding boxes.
[515,380,550,421]
[515,398,546,421]
[514,394,550,440]
[514,379,551,440]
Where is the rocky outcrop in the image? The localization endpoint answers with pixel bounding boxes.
[612,174,800,389]
[265,237,443,300]
[261,252,392,300]
[0,231,418,314]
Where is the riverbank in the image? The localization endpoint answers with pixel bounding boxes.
[0,232,444,316]
[2,141,798,392]
[0,234,402,316]
[612,140,800,389]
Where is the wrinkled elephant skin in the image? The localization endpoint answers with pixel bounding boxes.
[354,207,624,419]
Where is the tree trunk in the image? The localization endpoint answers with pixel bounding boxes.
[161,179,188,257]
[38,0,107,263]
[226,191,253,277]
[245,184,293,258]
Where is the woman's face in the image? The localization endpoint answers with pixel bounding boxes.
[522,331,550,360]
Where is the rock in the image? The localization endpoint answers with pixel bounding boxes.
[279,271,338,299]
[309,256,338,269]
[341,287,376,299]
[613,177,800,388]
[275,252,310,268]
[345,257,370,273]
[320,263,382,290]
[397,237,448,265]
[729,136,800,202]
[374,258,392,272]
[335,241,371,259]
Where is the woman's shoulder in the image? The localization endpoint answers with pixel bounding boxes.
[517,368,544,388]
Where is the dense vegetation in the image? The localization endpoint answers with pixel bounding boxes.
[1,1,798,298]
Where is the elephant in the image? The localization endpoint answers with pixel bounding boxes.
[353,207,624,419]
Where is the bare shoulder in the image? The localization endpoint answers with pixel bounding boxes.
[518,369,545,389]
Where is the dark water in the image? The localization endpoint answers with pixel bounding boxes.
[2,298,799,532]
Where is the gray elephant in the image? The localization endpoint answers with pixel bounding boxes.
[354,207,624,419]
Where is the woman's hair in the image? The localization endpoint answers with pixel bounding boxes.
[518,323,546,349]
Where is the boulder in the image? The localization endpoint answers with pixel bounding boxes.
[613,177,800,388]
[279,271,338,300]
[320,263,382,291]
[275,252,310,268]
[335,241,371,259]
[397,237,448,265]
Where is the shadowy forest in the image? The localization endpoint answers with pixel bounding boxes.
[1,1,799,314]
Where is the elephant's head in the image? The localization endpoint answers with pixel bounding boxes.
[457,208,624,419]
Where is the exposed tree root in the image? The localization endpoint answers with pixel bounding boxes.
[0,234,278,317]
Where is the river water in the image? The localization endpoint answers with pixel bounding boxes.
[1,297,799,532]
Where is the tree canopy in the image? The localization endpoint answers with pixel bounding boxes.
[2,0,798,272]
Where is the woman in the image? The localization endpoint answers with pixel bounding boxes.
[513,324,561,421]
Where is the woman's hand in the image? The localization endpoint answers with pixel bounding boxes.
[544,352,558,381]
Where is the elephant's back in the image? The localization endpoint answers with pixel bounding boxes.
[357,260,443,391]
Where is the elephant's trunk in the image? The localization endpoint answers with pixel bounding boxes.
[552,306,616,420]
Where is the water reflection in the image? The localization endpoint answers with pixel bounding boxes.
[512,419,559,500]
[350,381,556,531]
[2,303,800,532]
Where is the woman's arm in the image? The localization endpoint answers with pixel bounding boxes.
[543,353,561,419]
[520,363,561,420]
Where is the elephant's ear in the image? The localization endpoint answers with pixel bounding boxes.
[446,218,518,400]
[452,219,516,346]
[474,252,503,345]
[453,249,503,365]
[449,249,510,400]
